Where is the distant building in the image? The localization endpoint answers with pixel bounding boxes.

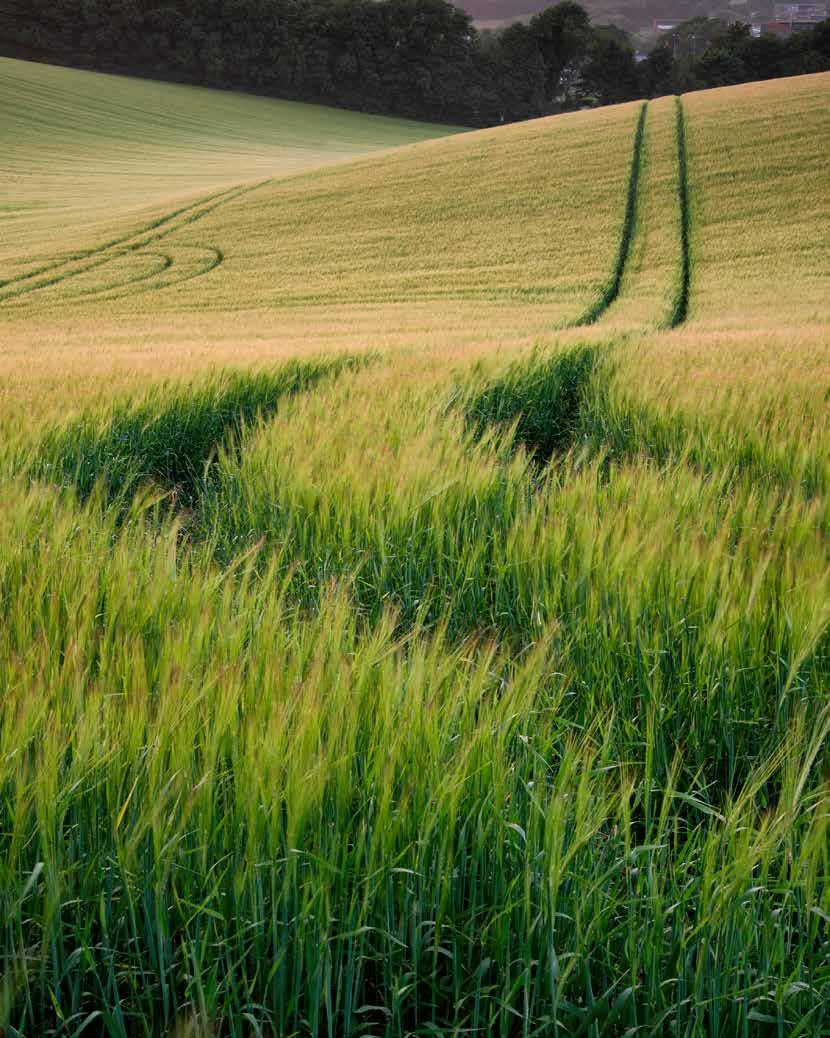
[754,2,829,32]
[773,2,826,20]
[751,20,792,34]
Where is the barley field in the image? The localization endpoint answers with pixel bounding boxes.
[0,58,828,1036]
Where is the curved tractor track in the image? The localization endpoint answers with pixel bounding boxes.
[0,180,266,306]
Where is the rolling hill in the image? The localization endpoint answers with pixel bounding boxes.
[0,57,460,271]
[0,57,828,1035]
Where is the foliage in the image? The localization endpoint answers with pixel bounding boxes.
[579,24,640,104]
[640,16,830,94]
[0,0,623,125]
[29,357,365,504]
[3,0,829,125]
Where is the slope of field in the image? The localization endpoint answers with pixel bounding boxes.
[686,74,829,329]
[0,56,460,271]
[0,63,828,1036]
[1,101,640,313]
[608,74,829,503]
[0,68,645,410]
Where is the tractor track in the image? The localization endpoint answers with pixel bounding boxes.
[0,179,268,305]
[573,101,648,327]
[668,96,692,328]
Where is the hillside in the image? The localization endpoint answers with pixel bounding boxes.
[0,57,460,270]
[3,65,826,405]
[0,61,828,1035]
[1,57,643,405]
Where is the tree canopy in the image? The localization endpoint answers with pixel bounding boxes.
[2,0,828,126]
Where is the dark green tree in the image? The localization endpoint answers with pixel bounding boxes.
[529,1,591,100]
[581,25,638,105]
[638,44,677,95]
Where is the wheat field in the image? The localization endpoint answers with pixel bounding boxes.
[0,59,828,1035]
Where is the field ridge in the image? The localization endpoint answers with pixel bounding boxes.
[574,101,648,326]
[667,96,692,328]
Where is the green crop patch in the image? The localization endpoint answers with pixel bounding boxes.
[31,355,366,506]
[580,375,828,501]
[461,344,825,503]
[668,97,692,328]
[463,346,597,462]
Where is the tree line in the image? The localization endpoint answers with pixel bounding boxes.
[2,0,829,126]
[638,17,830,97]
[0,0,617,125]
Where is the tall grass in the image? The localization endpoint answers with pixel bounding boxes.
[463,346,595,461]
[198,352,829,788]
[28,355,365,505]
[0,347,826,1034]
[0,478,827,1036]
[0,71,828,1036]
